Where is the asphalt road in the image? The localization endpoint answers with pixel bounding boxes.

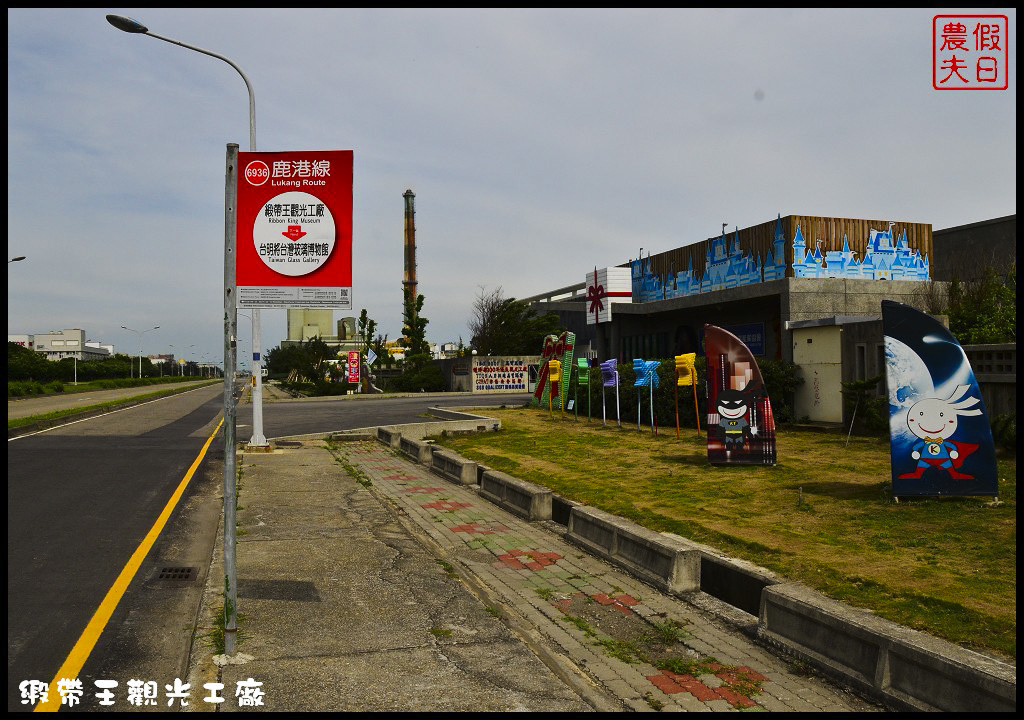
[7,384,533,711]
[234,388,533,440]
[7,383,226,712]
[6,380,217,421]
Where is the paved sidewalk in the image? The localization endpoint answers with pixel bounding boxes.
[189,437,883,712]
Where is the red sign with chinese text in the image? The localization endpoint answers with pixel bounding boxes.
[933,15,1008,90]
[236,150,353,308]
[348,351,361,384]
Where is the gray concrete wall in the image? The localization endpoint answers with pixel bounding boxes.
[932,214,1016,282]
[964,343,1016,417]
[430,448,477,486]
[566,506,700,595]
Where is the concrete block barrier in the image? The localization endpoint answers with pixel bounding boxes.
[567,506,700,595]
[376,427,401,449]
[759,583,1016,712]
[479,470,552,521]
[399,436,434,466]
[660,533,782,618]
[430,449,477,486]
[551,494,580,527]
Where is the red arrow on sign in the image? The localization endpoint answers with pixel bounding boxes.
[282,225,306,241]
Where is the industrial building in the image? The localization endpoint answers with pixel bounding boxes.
[281,309,368,357]
[8,329,112,362]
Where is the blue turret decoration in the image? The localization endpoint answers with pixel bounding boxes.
[631,216,930,302]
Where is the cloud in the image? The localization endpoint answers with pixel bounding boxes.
[7,8,1017,360]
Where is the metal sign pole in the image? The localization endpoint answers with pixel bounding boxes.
[223,144,239,655]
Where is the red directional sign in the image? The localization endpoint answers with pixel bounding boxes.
[348,351,361,384]
[236,150,353,309]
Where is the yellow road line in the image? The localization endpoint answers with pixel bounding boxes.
[33,417,224,712]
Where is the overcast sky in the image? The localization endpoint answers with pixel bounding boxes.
[7,8,1017,367]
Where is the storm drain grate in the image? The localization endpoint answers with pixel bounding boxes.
[157,566,198,582]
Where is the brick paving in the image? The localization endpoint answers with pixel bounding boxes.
[339,440,883,712]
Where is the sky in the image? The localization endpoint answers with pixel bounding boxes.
[7,8,1017,368]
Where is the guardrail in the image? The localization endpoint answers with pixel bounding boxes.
[376,426,401,449]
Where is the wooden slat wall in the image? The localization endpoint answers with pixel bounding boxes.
[785,216,932,269]
[629,216,933,282]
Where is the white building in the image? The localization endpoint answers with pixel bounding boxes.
[10,329,112,362]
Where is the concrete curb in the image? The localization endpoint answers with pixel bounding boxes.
[479,469,553,521]
[430,448,478,486]
[566,505,701,596]
[758,583,1017,712]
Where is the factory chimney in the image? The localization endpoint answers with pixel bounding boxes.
[403,189,417,323]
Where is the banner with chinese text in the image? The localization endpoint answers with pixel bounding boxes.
[237,151,353,309]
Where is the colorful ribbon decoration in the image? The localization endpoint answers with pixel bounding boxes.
[586,267,631,324]
[600,359,620,427]
[633,359,661,434]
[533,331,574,412]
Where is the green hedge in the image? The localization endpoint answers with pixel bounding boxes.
[8,376,201,398]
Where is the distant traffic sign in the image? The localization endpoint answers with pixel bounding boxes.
[367,348,377,366]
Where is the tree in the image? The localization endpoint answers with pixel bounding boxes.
[388,292,445,391]
[399,292,430,367]
[7,342,56,382]
[357,308,377,351]
[264,337,334,384]
[370,333,390,368]
[469,286,561,356]
[946,263,1016,344]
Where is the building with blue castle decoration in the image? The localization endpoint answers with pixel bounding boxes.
[526,213,937,364]
[792,222,929,281]
[518,212,1011,426]
[631,215,930,304]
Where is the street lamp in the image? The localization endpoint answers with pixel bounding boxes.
[105,16,268,444]
[122,325,159,379]
[8,256,26,263]
[108,13,256,655]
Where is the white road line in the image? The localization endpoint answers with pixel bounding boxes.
[8,385,218,442]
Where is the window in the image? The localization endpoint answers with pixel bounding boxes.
[855,343,867,381]
[875,344,886,395]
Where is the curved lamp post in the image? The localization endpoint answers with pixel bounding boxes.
[121,325,159,379]
[106,14,267,448]
[107,13,254,656]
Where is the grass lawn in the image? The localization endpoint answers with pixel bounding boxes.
[432,405,1016,662]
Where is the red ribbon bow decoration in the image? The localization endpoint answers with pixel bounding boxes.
[586,266,607,324]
